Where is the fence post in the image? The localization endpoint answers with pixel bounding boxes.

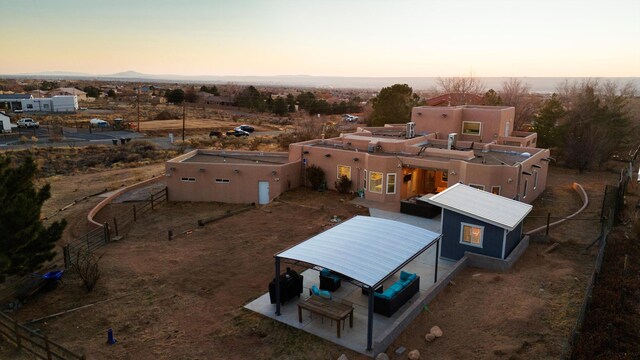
[165,186,169,202]
[133,205,137,221]
[45,335,52,360]
[104,223,110,244]
[545,212,551,236]
[113,217,119,236]
[150,193,155,210]
[13,319,21,350]
[63,245,71,270]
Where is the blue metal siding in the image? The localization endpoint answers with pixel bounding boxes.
[504,222,523,258]
[440,209,506,260]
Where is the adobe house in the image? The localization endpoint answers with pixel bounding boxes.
[166,105,550,207]
[165,150,300,204]
[424,183,532,260]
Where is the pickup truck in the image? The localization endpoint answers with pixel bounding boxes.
[17,118,40,129]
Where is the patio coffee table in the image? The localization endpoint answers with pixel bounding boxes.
[298,295,354,338]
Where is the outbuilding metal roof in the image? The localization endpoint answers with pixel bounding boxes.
[424,183,532,231]
[276,215,440,288]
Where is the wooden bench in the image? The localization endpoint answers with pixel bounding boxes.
[297,295,353,338]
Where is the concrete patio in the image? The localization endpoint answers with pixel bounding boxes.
[245,235,457,356]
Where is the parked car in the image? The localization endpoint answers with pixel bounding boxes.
[234,125,255,133]
[226,129,250,137]
[16,118,39,129]
[342,114,359,122]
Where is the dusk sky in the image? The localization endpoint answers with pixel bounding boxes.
[1,0,638,77]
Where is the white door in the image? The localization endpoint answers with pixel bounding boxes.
[258,181,270,204]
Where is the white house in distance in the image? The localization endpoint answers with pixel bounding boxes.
[0,112,12,133]
[49,88,87,101]
[21,96,78,113]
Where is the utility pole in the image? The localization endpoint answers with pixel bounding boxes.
[136,83,140,132]
[182,101,186,141]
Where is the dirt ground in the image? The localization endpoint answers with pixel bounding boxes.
[0,165,622,359]
[386,166,619,359]
[138,118,277,132]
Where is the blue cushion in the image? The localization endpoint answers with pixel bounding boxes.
[320,269,331,277]
[400,271,415,281]
[378,288,397,300]
[390,282,404,293]
[407,274,417,282]
[402,279,413,287]
[311,285,320,295]
[319,289,332,299]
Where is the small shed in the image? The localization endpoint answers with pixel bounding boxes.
[424,183,532,260]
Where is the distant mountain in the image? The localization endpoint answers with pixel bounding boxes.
[1,70,638,93]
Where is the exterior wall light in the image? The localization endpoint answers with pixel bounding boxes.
[450,171,456,175]
[324,154,331,158]
[303,150,310,154]
[353,158,359,162]
[199,168,206,173]
[271,170,278,175]
[234,169,240,174]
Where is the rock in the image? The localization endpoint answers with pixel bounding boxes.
[431,325,443,337]
[408,349,420,359]
[337,354,348,360]
[394,346,406,356]
[472,273,482,278]
[425,333,436,342]
[375,353,390,360]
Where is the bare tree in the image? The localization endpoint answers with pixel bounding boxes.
[72,250,103,292]
[500,78,538,130]
[434,75,486,96]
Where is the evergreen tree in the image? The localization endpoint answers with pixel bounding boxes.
[273,97,288,116]
[370,84,420,126]
[0,156,67,282]
[533,94,565,149]
[482,89,503,105]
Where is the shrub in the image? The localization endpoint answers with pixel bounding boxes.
[72,250,103,293]
[154,110,179,120]
[306,165,325,190]
[335,175,352,194]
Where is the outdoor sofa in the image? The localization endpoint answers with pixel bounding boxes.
[373,271,420,317]
[269,267,303,304]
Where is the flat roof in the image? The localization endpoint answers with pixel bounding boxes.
[182,152,290,165]
[424,183,533,231]
[276,215,441,288]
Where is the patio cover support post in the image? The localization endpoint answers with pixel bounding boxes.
[366,288,374,351]
[434,238,440,283]
[275,257,281,316]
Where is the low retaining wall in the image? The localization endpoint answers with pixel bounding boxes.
[526,182,588,236]
[87,175,165,227]
[466,236,530,272]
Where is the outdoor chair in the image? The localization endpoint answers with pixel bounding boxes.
[319,269,341,292]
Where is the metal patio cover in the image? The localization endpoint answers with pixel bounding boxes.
[276,215,440,288]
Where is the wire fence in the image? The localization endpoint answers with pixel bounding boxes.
[567,145,639,356]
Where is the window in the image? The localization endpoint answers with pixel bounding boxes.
[386,173,396,194]
[460,223,484,247]
[363,170,367,190]
[369,171,383,193]
[337,165,351,180]
[523,179,528,198]
[491,186,501,195]
[181,177,196,182]
[441,170,448,182]
[43,104,49,109]
[215,179,230,183]
[469,183,485,191]
[533,170,538,189]
[462,121,482,136]
[27,104,33,109]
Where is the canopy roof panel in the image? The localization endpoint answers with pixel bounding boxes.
[276,216,440,287]
[424,183,533,231]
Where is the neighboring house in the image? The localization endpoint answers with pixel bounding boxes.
[29,90,49,98]
[49,88,87,101]
[0,112,12,133]
[20,96,78,113]
[166,105,550,206]
[0,94,33,111]
[424,93,483,107]
[198,92,234,106]
[424,183,532,260]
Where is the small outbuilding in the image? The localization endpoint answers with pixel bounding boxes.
[424,183,532,261]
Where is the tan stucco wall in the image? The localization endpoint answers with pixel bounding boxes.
[166,151,300,204]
